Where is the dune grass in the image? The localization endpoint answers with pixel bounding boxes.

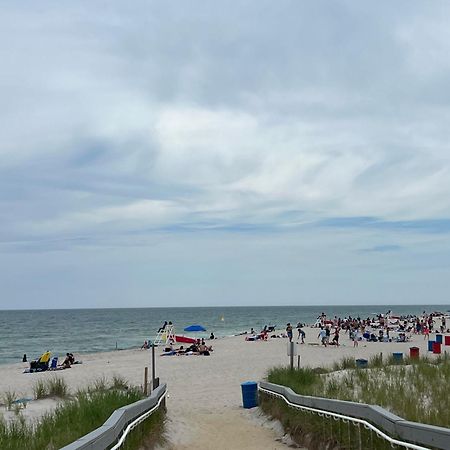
[1,391,18,411]
[267,354,449,428]
[262,354,449,449]
[0,378,165,450]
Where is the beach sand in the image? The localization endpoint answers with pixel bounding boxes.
[0,329,441,449]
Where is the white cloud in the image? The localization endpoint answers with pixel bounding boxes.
[1,1,450,307]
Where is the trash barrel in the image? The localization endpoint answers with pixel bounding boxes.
[355,358,368,369]
[436,334,443,344]
[432,342,441,354]
[445,336,450,346]
[409,347,419,359]
[392,352,403,363]
[241,381,258,408]
[428,340,435,352]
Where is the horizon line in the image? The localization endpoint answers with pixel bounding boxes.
[1,303,449,312]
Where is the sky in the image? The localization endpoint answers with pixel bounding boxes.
[1,1,450,309]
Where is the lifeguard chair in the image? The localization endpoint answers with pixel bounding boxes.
[154,323,175,346]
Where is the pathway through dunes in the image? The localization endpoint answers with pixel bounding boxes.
[162,407,295,450]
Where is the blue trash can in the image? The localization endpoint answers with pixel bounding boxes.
[355,359,368,368]
[241,381,258,408]
[428,340,435,352]
[436,334,443,344]
[392,352,403,363]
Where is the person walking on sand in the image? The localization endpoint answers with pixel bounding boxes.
[286,323,293,342]
[332,328,340,346]
[297,324,306,344]
[318,328,327,347]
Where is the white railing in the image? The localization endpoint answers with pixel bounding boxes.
[259,381,450,450]
[61,383,167,450]
[110,388,167,450]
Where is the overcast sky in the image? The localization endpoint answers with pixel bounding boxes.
[1,1,450,309]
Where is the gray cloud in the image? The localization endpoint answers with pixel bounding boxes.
[1,1,450,307]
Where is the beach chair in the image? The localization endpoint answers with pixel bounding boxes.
[49,357,58,370]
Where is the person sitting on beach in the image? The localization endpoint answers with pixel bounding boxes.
[164,343,174,353]
[378,330,384,342]
[259,330,269,340]
[250,328,255,335]
[188,343,198,353]
[62,353,73,369]
[210,332,215,340]
[198,343,210,356]
[141,340,149,349]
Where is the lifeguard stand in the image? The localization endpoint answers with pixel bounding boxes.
[154,323,175,346]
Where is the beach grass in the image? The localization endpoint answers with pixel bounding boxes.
[32,380,48,400]
[0,379,165,450]
[262,354,449,449]
[267,354,449,428]
[32,376,69,399]
[1,391,17,411]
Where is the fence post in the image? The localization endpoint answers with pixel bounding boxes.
[151,343,156,389]
[144,367,148,396]
[290,341,294,370]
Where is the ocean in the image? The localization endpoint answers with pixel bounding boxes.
[0,304,448,365]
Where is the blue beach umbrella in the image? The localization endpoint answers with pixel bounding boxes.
[184,324,206,332]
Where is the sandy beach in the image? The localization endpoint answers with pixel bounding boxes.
[0,329,443,449]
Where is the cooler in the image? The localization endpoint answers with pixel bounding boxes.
[432,342,441,354]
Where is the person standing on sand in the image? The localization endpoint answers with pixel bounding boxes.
[286,323,293,342]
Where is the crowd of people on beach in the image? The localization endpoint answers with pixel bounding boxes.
[241,310,449,348]
[150,311,449,358]
[310,310,449,347]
